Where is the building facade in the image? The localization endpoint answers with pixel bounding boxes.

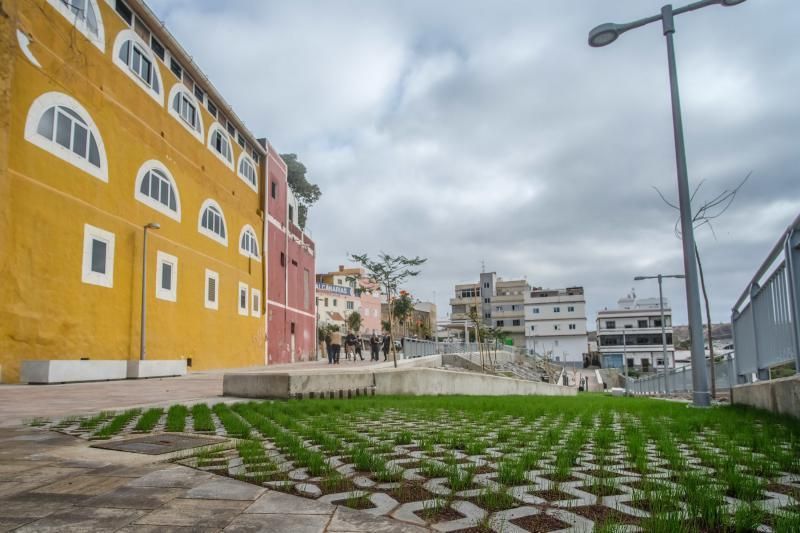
[596,294,675,372]
[0,0,314,382]
[316,266,382,334]
[381,301,437,339]
[449,273,529,347]
[524,287,588,364]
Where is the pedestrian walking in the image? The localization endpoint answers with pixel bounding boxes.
[345,332,356,361]
[354,335,364,360]
[370,334,380,361]
[382,333,390,361]
[325,332,333,364]
[330,330,342,364]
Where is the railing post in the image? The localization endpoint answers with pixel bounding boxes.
[749,283,770,381]
[785,227,800,375]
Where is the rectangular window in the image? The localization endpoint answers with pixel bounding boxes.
[638,319,648,328]
[324,298,329,307]
[81,224,114,288]
[156,251,178,302]
[251,289,261,317]
[569,324,576,330]
[271,181,277,199]
[532,307,539,314]
[237,133,245,148]
[530,325,535,332]
[553,306,560,313]
[238,282,249,316]
[170,57,182,79]
[204,269,218,310]
[291,259,298,267]
[288,205,294,223]
[333,298,338,307]
[280,252,285,267]
[133,16,150,42]
[150,36,165,60]
[483,298,489,303]
[512,319,521,326]
[554,324,560,330]
[496,320,504,327]
[653,319,662,327]
[115,0,133,25]
[227,123,236,136]
[194,85,205,103]
[291,322,296,334]
[568,306,575,312]
[484,313,491,319]
[346,301,354,310]
[207,100,217,118]
[605,320,616,329]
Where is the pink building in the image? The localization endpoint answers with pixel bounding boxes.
[264,144,316,364]
[317,266,383,335]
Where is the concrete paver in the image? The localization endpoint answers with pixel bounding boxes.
[77,486,187,510]
[243,490,336,515]
[13,506,147,532]
[185,477,266,501]
[223,513,330,533]
[133,498,250,528]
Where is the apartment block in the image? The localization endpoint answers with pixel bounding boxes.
[0,0,314,381]
[449,273,529,346]
[524,287,588,364]
[596,293,675,372]
[317,266,382,334]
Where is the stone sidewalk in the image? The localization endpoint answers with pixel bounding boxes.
[0,358,394,427]
[0,425,429,532]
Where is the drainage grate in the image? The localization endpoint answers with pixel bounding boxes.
[90,433,225,455]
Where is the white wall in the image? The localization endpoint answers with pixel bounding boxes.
[526,335,588,364]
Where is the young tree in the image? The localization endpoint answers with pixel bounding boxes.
[655,172,749,398]
[346,311,362,335]
[348,253,427,367]
[392,291,415,338]
[280,154,321,229]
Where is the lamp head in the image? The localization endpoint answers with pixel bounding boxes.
[145,222,161,230]
[633,276,646,281]
[721,0,746,5]
[588,23,621,47]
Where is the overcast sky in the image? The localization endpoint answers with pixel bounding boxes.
[149,0,798,327]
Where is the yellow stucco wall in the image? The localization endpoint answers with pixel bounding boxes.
[0,0,267,382]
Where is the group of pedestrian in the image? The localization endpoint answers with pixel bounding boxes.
[324,331,391,364]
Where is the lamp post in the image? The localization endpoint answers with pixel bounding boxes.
[635,274,685,395]
[588,0,746,407]
[140,222,160,361]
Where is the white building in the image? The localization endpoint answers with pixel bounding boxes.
[524,287,588,364]
[596,293,674,372]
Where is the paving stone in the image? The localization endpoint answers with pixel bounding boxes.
[0,517,37,532]
[13,506,147,532]
[31,474,129,495]
[186,477,266,500]
[127,465,214,488]
[295,482,323,498]
[117,526,221,533]
[7,466,89,486]
[134,498,249,528]
[78,486,186,509]
[246,490,335,515]
[327,506,429,532]
[0,481,41,498]
[222,513,330,532]
[0,497,72,519]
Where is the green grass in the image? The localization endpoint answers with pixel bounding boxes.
[165,404,188,432]
[191,403,215,432]
[133,408,163,432]
[92,409,141,439]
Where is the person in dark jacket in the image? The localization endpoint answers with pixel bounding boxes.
[382,334,391,361]
[354,335,364,361]
[370,334,380,361]
[325,333,333,364]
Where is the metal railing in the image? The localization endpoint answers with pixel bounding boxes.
[400,338,514,358]
[627,356,734,395]
[732,212,800,383]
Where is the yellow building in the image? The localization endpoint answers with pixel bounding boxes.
[0,0,275,382]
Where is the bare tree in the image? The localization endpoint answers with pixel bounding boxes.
[655,172,750,398]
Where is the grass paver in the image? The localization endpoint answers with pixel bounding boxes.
[33,394,800,531]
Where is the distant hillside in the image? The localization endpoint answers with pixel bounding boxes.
[672,323,732,343]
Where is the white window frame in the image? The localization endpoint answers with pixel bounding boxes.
[197,199,228,246]
[251,288,261,317]
[134,160,181,222]
[111,30,163,105]
[167,83,204,142]
[238,282,249,316]
[155,251,178,302]
[46,0,105,52]
[237,152,258,192]
[204,269,219,310]
[24,92,108,182]
[207,122,234,170]
[238,224,260,261]
[81,223,114,288]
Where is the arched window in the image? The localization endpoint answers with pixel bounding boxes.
[239,225,260,260]
[207,123,234,169]
[198,199,228,246]
[168,84,204,141]
[24,92,108,182]
[237,152,258,192]
[112,30,163,104]
[134,160,181,221]
[46,0,105,51]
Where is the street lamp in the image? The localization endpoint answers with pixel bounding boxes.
[140,222,160,361]
[589,0,746,407]
[635,274,685,395]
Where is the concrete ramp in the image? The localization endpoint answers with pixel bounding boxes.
[223,365,575,399]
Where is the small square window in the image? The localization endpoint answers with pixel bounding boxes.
[227,123,236,136]
[82,224,114,288]
[205,269,219,310]
[568,306,575,312]
[156,251,178,302]
[251,288,261,317]
[150,37,165,60]
[238,282,249,316]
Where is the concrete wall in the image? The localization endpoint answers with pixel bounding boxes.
[731,375,800,419]
[374,368,574,397]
